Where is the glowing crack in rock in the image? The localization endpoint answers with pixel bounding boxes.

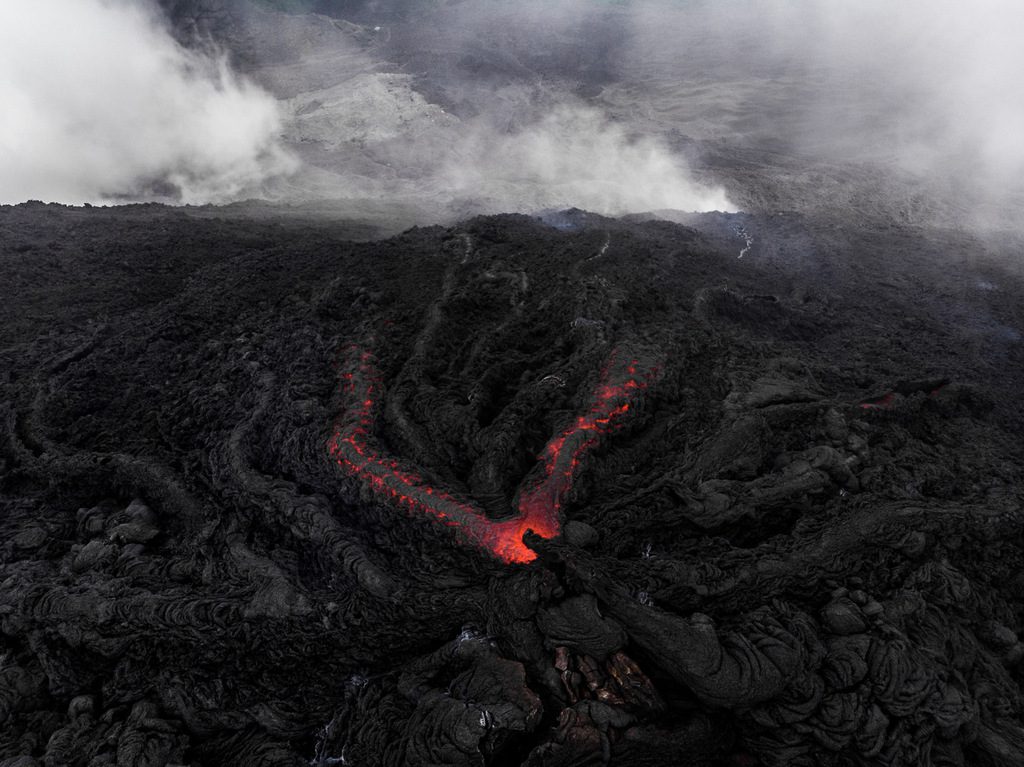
[859,392,897,411]
[858,382,948,411]
[328,347,659,563]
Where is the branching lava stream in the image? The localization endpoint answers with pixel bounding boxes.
[328,347,659,563]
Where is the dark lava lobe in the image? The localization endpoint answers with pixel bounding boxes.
[2,204,1024,766]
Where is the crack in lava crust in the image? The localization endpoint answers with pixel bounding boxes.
[328,347,659,563]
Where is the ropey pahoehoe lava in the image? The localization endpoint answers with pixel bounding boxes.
[4,0,1024,764]
[3,206,1024,766]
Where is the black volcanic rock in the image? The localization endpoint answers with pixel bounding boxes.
[2,203,1024,765]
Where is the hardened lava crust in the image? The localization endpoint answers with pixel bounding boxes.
[2,203,1024,766]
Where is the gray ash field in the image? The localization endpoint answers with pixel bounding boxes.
[4,2,1024,766]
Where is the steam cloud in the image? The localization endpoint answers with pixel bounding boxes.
[813,0,1024,219]
[439,105,733,215]
[264,0,1024,223]
[5,0,1024,224]
[0,1,296,205]
[619,0,1024,223]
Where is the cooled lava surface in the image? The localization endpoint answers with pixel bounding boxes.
[2,203,1024,766]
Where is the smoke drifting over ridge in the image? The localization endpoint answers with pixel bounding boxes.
[271,0,1024,225]
[613,0,1024,224]
[435,105,733,215]
[0,1,296,205]
[0,0,733,214]
[5,0,1024,224]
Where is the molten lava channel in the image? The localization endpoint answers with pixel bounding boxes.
[328,348,658,563]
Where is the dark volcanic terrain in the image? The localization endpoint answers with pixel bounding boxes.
[2,201,1024,765]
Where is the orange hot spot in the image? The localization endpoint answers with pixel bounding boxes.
[328,347,658,564]
[860,392,896,410]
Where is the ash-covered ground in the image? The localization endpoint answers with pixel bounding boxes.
[2,200,1024,766]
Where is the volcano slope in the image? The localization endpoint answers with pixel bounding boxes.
[2,203,1024,766]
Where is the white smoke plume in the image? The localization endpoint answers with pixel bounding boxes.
[440,104,734,215]
[0,0,296,205]
[619,0,1024,224]
[8,0,1024,225]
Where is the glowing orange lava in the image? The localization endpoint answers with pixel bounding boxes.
[328,348,658,563]
[859,392,896,410]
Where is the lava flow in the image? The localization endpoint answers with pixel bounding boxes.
[858,381,948,411]
[859,392,897,411]
[328,347,658,563]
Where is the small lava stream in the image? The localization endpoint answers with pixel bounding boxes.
[329,347,658,563]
